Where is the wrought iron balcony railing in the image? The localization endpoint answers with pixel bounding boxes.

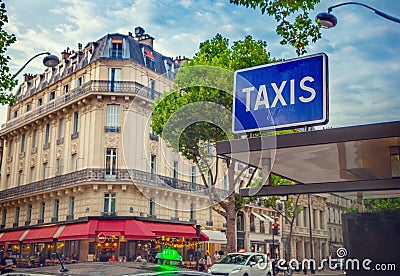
[0,168,228,201]
[1,80,162,130]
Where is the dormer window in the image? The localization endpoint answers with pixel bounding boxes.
[35,78,40,89]
[143,47,155,70]
[164,59,175,79]
[111,38,123,58]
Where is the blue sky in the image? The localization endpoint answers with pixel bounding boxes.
[3,0,400,128]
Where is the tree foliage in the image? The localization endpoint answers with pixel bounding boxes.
[152,34,274,253]
[0,0,17,105]
[364,198,400,213]
[230,0,322,56]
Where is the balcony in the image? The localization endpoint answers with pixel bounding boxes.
[0,168,229,201]
[56,137,64,145]
[1,80,163,131]
[102,212,117,217]
[105,126,121,133]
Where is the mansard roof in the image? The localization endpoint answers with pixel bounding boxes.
[16,32,179,101]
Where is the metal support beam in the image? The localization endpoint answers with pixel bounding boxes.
[239,178,400,197]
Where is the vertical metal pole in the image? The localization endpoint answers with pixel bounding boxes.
[308,194,315,274]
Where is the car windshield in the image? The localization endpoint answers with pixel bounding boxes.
[218,254,249,265]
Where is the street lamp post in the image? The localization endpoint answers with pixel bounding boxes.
[316,2,400,29]
[11,52,59,80]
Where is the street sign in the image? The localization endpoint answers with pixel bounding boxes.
[97,233,107,243]
[233,53,328,133]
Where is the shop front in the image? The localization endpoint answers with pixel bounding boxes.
[0,219,209,263]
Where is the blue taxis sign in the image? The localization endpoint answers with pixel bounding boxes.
[233,53,328,133]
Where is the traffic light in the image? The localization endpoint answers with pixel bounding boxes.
[272,223,279,235]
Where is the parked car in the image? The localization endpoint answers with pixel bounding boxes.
[208,252,273,276]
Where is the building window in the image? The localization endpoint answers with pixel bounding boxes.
[224,175,228,191]
[71,154,77,172]
[30,167,35,183]
[260,220,265,233]
[58,118,65,141]
[296,213,300,226]
[43,162,48,179]
[8,140,13,158]
[105,104,120,132]
[25,103,31,112]
[12,110,18,119]
[207,171,212,186]
[26,204,32,224]
[5,175,10,189]
[191,166,196,190]
[1,208,6,227]
[20,133,25,154]
[105,148,118,179]
[39,202,45,221]
[303,207,307,227]
[250,214,255,232]
[164,59,175,79]
[76,76,83,88]
[108,68,121,92]
[313,209,317,228]
[44,123,50,145]
[37,98,43,106]
[190,203,195,221]
[150,154,156,180]
[143,47,155,70]
[14,207,20,227]
[48,91,56,101]
[72,111,79,137]
[32,130,38,150]
[206,207,212,226]
[18,171,23,186]
[53,199,59,220]
[104,193,116,214]
[63,84,69,94]
[320,211,324,229]
[68,196,75,217]
[110,39,123,58]
[149,197,155,216]
[170,200,178,219]
[173,161,178,180]
[56,158,62,175]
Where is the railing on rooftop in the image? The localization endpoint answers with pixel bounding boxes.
[0,168,228,201]
[1,80,162,130]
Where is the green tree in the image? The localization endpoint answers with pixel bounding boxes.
[0,0,17,105]
[230,0,322,56]
[364,198,400,212]
[151,34,274,253]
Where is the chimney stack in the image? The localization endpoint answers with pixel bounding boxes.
[134,26,155,48]
[23,73,34,83]
[174,56,189,65]
[61,47,72,60]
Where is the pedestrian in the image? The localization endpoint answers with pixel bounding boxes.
[213,251,220,263]
[0,248,17,274]
[109,255,117,262]
[198,257,205,272]
[206,252,212,270]
[39,250,46,267]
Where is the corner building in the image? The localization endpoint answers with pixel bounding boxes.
[0,28,229,263]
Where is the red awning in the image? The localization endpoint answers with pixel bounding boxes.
[0,230,27,244]
[142,222,208,241]
[58,221,98,241]
[97,220,125,236]
[23,225,60,243]
[125,220,155,240]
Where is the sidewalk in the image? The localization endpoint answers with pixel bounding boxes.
[12,262,155,276]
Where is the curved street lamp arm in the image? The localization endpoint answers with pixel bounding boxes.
[11,52,51,80]
[328,2,400,24]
